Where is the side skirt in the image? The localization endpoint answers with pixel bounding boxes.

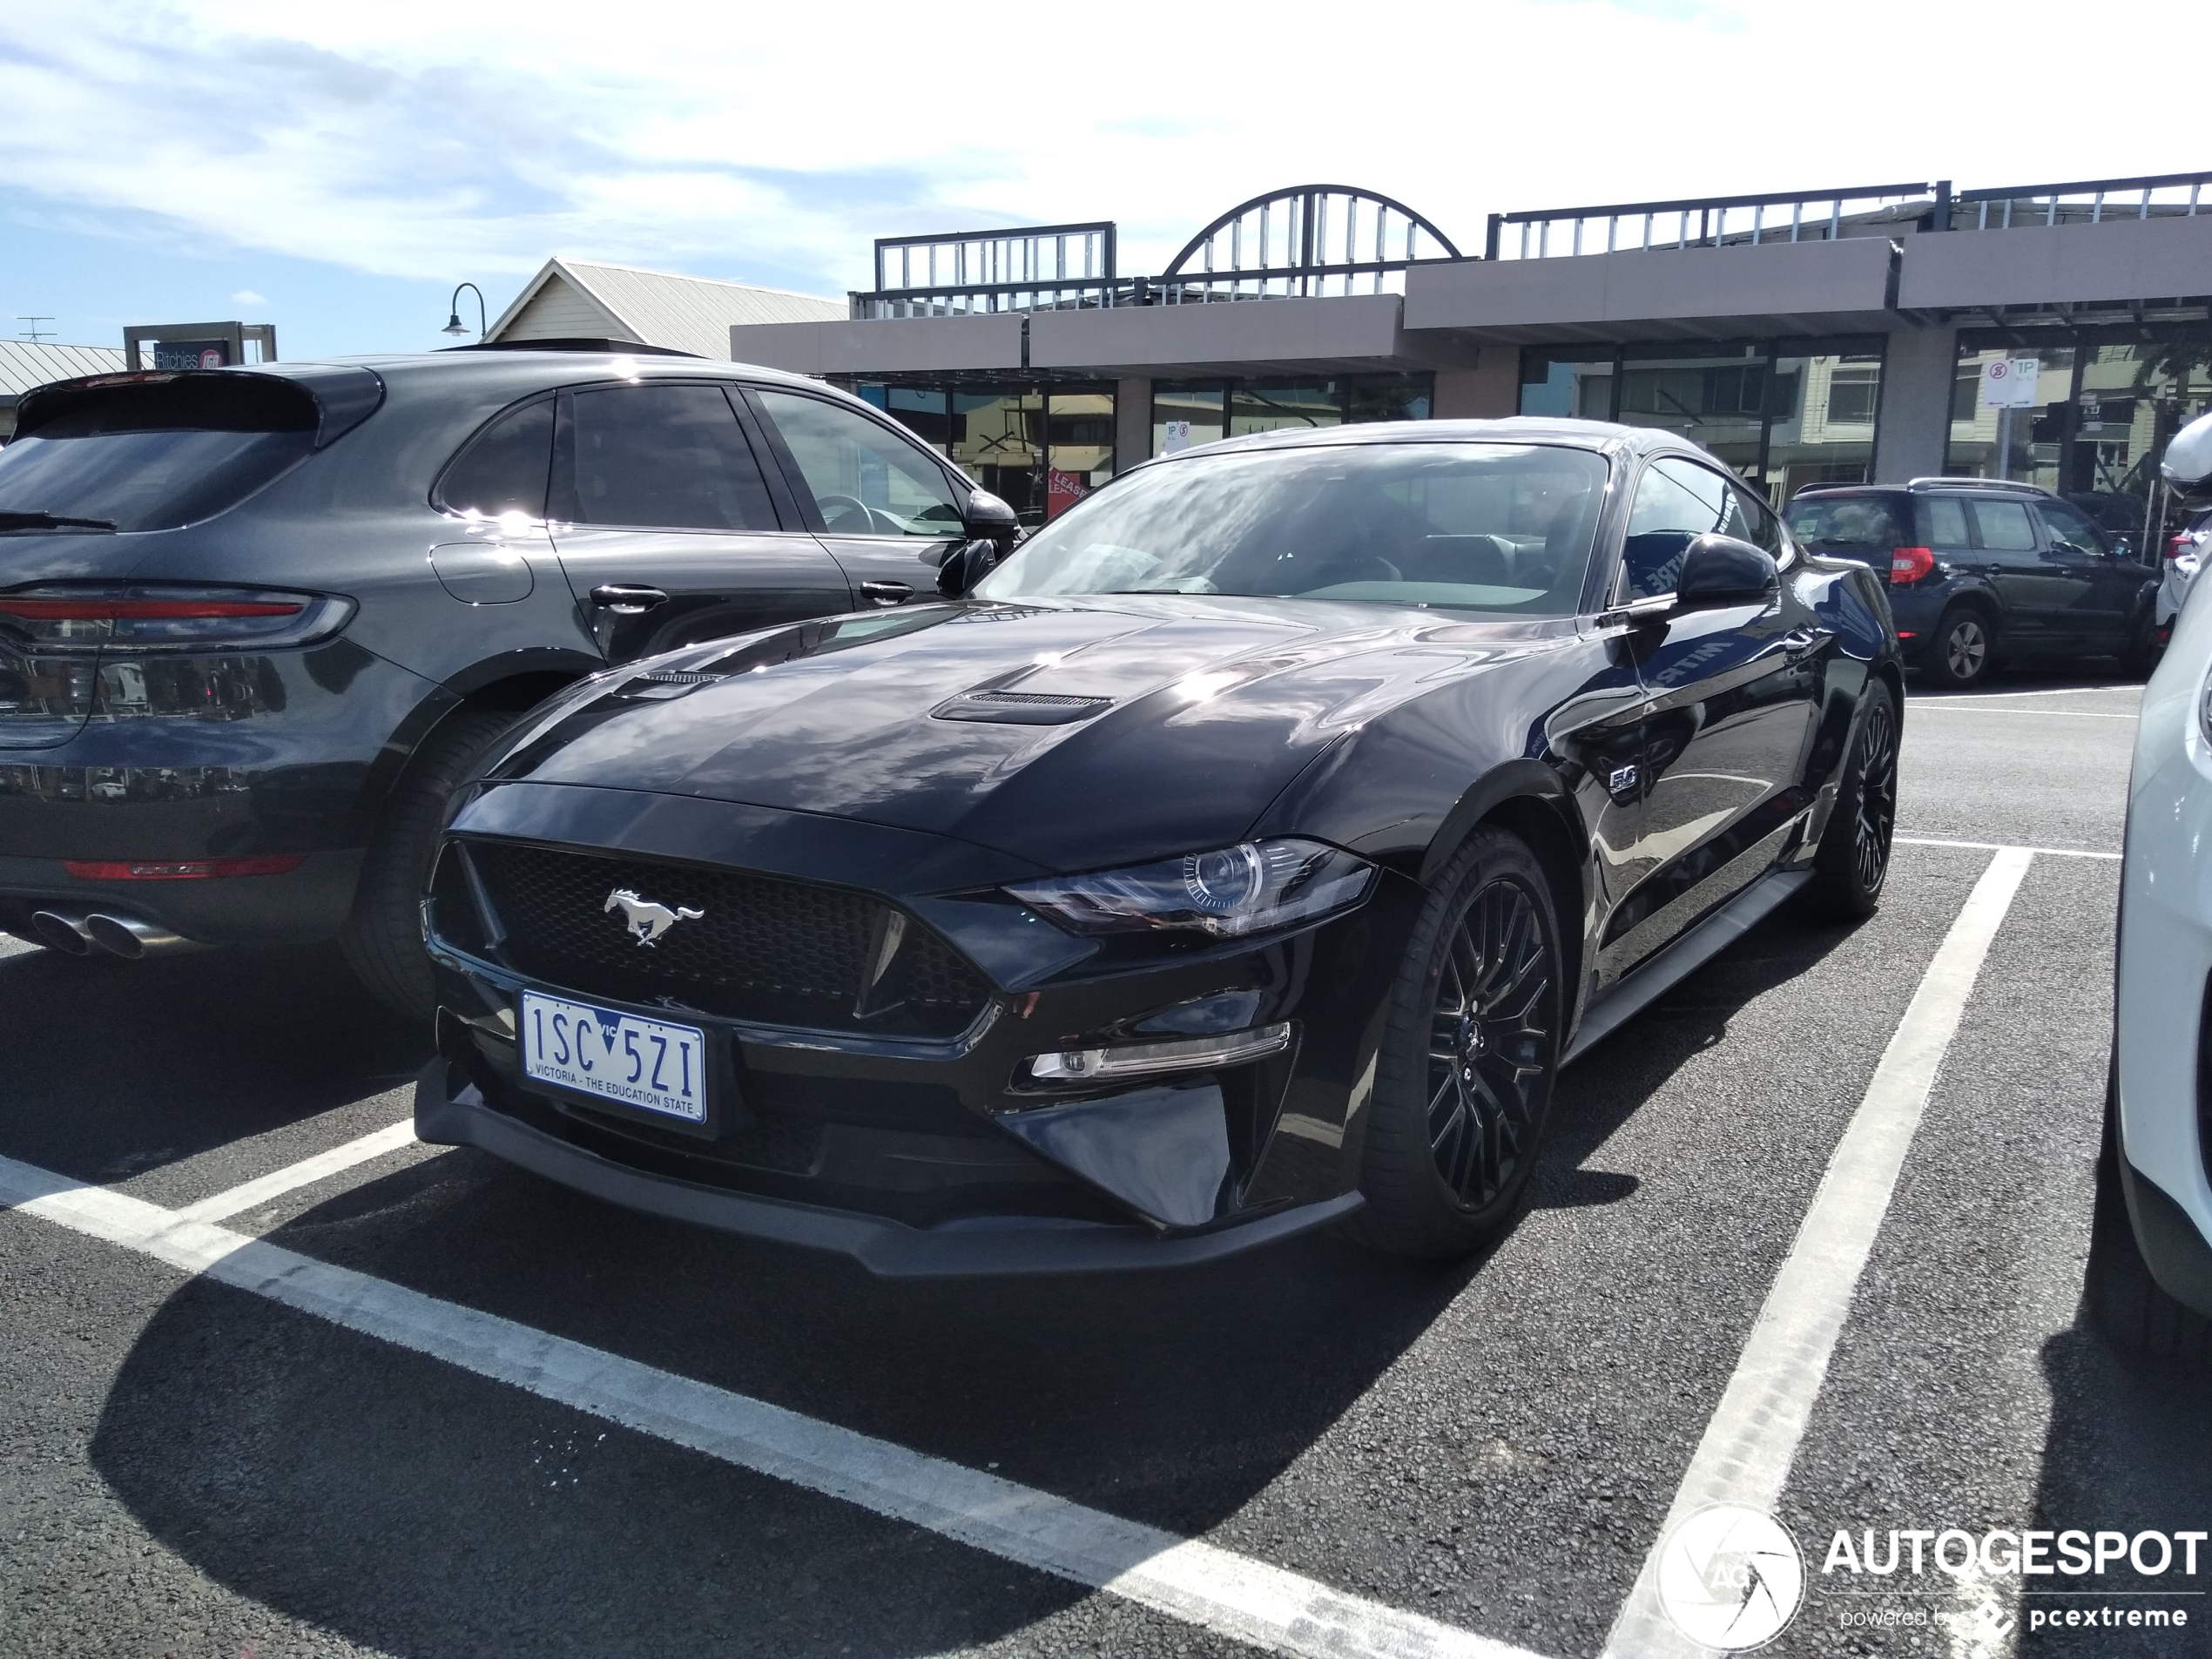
[1562,868,1812,1065]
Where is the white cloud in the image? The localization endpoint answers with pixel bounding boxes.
[231,288,267,306]
[1,0,2207,302]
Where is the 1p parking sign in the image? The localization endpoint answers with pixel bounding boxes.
[1980,356,2042,409]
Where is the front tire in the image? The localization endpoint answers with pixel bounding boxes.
[1807,680,1898,920]
[1925,605,1993,689]
[1348,826,1563,1258]
[340,708,520,1025]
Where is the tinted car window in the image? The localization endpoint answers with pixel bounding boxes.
[976,442,1608,616]
[0,376,318,532]
[1622,457,1748,598]
[2039,498,2109,556]
[1970,499,2038,551]
[563,384,777,531]
[1919,497,1970,546]
[756,390,962,537]
[438,399,553,519]
[1732,483,1785,556]
[1787,496,1906,550]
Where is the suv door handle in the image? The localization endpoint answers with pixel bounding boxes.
[1983,563,2005,577]
[590,583,669,615]
[860,580,913,607]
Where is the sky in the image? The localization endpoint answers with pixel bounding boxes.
[3,0,2208,360]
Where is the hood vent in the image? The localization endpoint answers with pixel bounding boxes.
[932,689,1114,726]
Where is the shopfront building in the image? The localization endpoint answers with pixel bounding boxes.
[730,173,2212,556]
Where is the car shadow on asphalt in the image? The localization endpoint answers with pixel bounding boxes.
[72,906,1866,1656]
[0,942,429,1182]
[2022,1317,2212,1656]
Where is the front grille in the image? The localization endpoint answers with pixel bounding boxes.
[462,840,990,1038]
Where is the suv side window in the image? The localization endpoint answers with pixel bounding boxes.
[1968,498,2038,552]
[1919,496,1970,547]
[560,383,779,532]
[2038,498,2110,557]
[756,390,963,538]
[437,398,554,519]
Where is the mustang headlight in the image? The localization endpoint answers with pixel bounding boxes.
[1009,838,1376,938]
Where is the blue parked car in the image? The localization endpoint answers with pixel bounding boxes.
[1785,478,2160,687]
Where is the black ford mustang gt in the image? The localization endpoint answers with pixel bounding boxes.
[415,418,1900,1274]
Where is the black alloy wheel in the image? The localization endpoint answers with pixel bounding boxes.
[1426,877,1552,1211]
[1349,826,1562,1258]
[1928,606,1991,688]
[1810,680,1898,920]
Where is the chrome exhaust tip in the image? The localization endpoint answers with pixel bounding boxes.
[30,910,96,955]
[84,914,195,959]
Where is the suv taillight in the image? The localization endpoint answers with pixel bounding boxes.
[0,584,353,651]
[2168,531,2202,563]
[1890,546,1936,583]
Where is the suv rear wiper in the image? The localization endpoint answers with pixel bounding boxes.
[0,511,117,533]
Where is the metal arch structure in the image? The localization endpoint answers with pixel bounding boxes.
[1160,185,1462,300]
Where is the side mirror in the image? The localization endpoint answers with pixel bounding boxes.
[1676,533,1780,608]
[937,538,1001,599]
[2162,410,2212,496]
[961,489,1020,544]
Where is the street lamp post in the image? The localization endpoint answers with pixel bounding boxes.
[442,283,488,342]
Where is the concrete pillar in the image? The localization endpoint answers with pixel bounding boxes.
[1433,349,1519,419]
[1116,377,1150,469]
[1872,324,1958,483]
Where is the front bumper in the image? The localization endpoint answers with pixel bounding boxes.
[2115,586,2212,1316]
[421,784,1410,1274]
[415,1055,1361,1276]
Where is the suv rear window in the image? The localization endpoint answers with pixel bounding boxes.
[1784,494,1907,550]
[0,374,320,532]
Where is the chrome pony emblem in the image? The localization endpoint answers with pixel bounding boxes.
[604,887,704,948]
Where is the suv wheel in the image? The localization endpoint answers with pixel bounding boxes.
[1346,826,1562,1258]
[1926,605,1993,689]
[340,708,520,1025]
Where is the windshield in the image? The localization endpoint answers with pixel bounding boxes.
[1784,496,1906,550]
[974,441,1610,616]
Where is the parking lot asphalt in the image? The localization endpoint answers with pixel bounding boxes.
[2,670,2201,1659]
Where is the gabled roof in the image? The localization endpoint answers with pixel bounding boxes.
[0,340,129,400]
[485,258,846,361]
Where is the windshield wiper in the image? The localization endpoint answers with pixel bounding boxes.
[0,511,118,534]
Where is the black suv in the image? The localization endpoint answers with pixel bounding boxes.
[1785,477,2159,687]
[0,348,1014,1015]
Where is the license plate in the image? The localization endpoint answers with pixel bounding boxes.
[520,991,707,1124]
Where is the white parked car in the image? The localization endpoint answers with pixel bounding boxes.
[2099,411,2212,1362]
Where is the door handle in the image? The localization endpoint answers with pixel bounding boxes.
[590,583,669,615]
[860,580,913,607]
[1984,563,2005,577]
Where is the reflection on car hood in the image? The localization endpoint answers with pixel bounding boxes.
[489,597,1554,872]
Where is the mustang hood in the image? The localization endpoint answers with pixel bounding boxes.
[488,598,1548,872]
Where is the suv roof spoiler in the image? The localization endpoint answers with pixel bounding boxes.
[440,339,702,358]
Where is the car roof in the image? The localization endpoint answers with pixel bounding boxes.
[252,349,833,396]
[1792,477,2057,502]
[1151,415,1713,464]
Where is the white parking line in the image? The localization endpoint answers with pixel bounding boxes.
[1897,835,2120,861]
[1601,846,2033,1657]
[1909,705,2135,719]
[174,1118,421,1224]
[0,1158,1548,1659]
[1912,685,2141,702]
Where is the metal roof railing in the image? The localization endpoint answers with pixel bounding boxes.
[872,222,1115,297]
[1951,170,2212,230]
[1485,183,1941,260]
